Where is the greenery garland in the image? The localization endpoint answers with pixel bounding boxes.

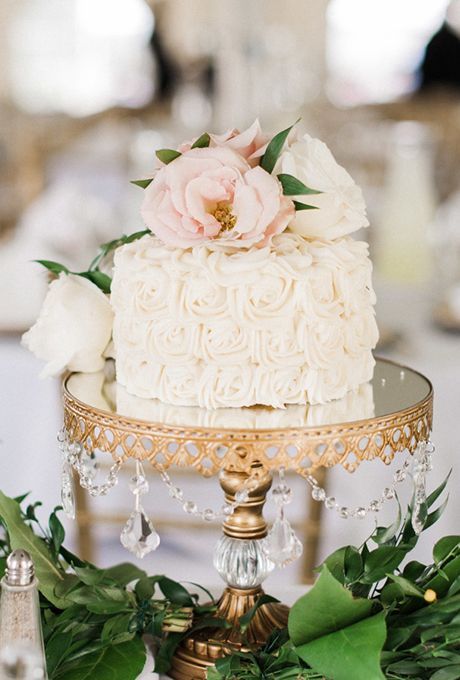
[0,474,458,680]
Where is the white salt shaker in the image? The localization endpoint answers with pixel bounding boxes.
[0,550,47,679]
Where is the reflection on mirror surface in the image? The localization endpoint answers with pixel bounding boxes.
[66,358,432,431]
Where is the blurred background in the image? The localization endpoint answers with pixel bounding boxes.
[1,0,460,590]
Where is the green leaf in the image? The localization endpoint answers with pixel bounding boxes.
[135,577,155,600]
[57,638,146,680]
[431,667,460,680]
[403,560,428,581]
[191,132,210,149]
[0,491,67,607]
[372,499,402,545]
[362,546,409,584]
[434,536,460,565]
[293,201,318,211]
[156,148,182,164]
[49,508,65,555]
[74,566,106,586]
[260,121,299,174]
[34,260,69,276]
[154,632,183,674]
[130,178,152,189]
[385,574,424,597]
[427,471,452,509]
[288,566,374,647]
[78,270,112,294]
[103,563,146,586]
[239,594,279,632]
[101,614,135,643]
[158,576,194,606]
[425,496,449,530]
[277,174,322,196]
[122,229,150,244]
[295,611,386,680]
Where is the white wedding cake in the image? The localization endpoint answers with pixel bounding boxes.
[23,120,378,409]
[111,233,377,408]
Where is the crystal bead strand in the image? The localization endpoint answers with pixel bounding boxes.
[57,429,122,500]
[263,467,303,567]
[158,468,258,522]
[411,441,434,534]
[120,460,160,558]
[304,445,433,520]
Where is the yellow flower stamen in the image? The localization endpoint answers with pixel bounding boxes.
[424,589,437,603]
[212,202,237,232]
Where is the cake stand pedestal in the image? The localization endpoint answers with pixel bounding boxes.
[62,358,433,680]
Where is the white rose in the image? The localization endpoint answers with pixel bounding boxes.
[278,133,369,240]
[22,273,113,377]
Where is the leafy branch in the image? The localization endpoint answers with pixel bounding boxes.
[0,474,457,680]
[35,229,150,294]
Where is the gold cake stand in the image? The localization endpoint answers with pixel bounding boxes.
[62,357,433,679]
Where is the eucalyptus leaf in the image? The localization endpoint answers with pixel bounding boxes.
[260,121,299,174]
[156,148,182,164]
[191,132,210,148]
[0,490,67,607]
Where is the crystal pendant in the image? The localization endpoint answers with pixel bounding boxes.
[263,516,303,567]
[120,507,160,558]
[61,462,76,520]
[412,442,429,535]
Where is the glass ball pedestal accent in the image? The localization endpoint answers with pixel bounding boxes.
[61,358,434,680]
[172,465,289,679]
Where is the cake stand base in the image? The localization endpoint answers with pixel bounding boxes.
[169,586,289,680]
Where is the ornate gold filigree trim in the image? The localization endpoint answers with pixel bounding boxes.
[62,360,433,477]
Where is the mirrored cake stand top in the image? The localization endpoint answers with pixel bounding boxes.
[63,357,433,477]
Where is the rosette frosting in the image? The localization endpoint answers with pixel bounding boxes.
[111,233,378,408]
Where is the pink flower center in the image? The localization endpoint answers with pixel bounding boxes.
[211,202,237,232]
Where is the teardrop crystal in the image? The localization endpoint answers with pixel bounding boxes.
[120,507,160,558]
[263,516,303,567]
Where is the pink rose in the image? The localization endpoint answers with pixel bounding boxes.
[210,119,269,167]
[141,146,294,249]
